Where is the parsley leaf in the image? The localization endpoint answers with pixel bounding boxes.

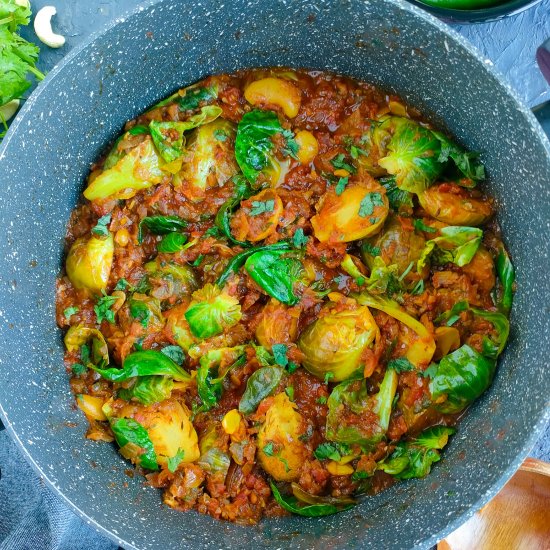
[167,448,185,473]
[285,385,295,401]
[358,192,384,218]
[114,278,130,291]
[91,214,111,237]
[335,176,348,196]
[272,343,289,367]
[314,442,351,461]
[292,228,308,249]
[192,254,204,267]
[263,442,275,456]
[351,470,370,481]
[316,396,327,405]
[63,306,79,321]
[324,372,334,384]
[330,154,356,174]
[94,293,117,324]
[129,300,150,328]
[362,242,381,257]
[71,363,87,376]
[387,357,416,373]
[249,200,275,216]
[281,128,299,159]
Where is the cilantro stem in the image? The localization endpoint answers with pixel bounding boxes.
[27,65,45,81]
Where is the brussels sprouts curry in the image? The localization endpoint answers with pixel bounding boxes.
[56,69,514,523]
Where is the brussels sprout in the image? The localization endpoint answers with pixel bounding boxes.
[373,117,445,194]
[245,248,303,305]
[165,303,195,351]
[257,392,307,481]
[198,424,230,477]
[104,398,200,468]
[354,292,436,369]
[149,105,222,164]
[118,376,174,406]
[177,119,239,201]
[326,368,398,448]
[144,260,198,305]
[84,138,165,201]
[496,246,515,315]
[103,125,149,170]
[461,246,495,294]
[65,234,114,294]
[429,344,496,413]
[127,294,165,332]
[64,324,109,367]
[185,284,242,339]
[255,299,300,349]
[239,365,285,414]
[418,183,492,226]
[361,214,426,280]
[377,426,456,479]
[311,182,389,243]
[417,226,482,271]
[298,298,379,382]
[235,109,292,187]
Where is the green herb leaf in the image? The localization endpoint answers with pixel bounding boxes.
[129,299,151,328]
[91,350,192,383]
[263,442,275,456]
[387,357,415,373]
[285,385,295,401]
[335,176,348,196]
[114,278,130,291]
[63,306,79,321]
[110,418,158,470]
[178,86,217,112]
[380,176,414,213]
[249,199,275,216]
[94,293,117,324]
[292,228,308,249]
[91,214,112,237]
[167,448,185,473]
[239,365,285,414]
[213,128,227,141]
[271,344,289,367]
[281,128,299,159]
[138,215,187,244]
[71,363,87,375]
[324,372,334,384]
[192,254,205,267]
[270,482,354,517]
[358,192,384,218]
[313,442,351,461]
[330,154,356,174]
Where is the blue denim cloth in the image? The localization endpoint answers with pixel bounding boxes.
[0,431,117,550]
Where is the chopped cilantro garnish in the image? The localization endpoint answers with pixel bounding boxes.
[250,200,275,216]
[358,192,384,218]
[292,228,309,248]
[91,214,112,237]
[335,176,348,196]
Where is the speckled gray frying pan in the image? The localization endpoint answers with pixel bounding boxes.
[0,0,548,548]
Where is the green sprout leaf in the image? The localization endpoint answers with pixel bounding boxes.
[91,214,112,237]
[138,215,187,244]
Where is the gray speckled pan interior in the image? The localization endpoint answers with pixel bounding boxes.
[0,0,549,549]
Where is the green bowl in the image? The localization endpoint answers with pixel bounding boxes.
[408,0,542,22]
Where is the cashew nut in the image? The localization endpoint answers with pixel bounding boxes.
[0,100,20,123]
[34,6,65,49]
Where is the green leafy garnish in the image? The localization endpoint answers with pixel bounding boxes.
[380,176,414,213]
[250,199,275,216]
[413,219,436,233]
[496,247,514,315]
[387,357,415,373]
[91,214,112,237]
[138,215,187,244]
[117,376,174,406]
[292,228,308,248]
[167,448,185,473]
[110,418,158,470]
[239,365,285,414]
[330,154,356,174]
[114,278,130,291]
[271,343,289,367]
[335,176,348,196]
[178,86,217,112]
[94,293,117,324]
[313,442,351,461]
[63,306,79,321]
[129,299,151,328]
[358,192,384,218]
[270,482,354,517]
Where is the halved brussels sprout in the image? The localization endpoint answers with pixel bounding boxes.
[326,367,398,448]
[144,260,199,305]
[176,119,239,201]
[311,182,389,243]
[198,424,230,477]
[461,246,495,293]
[165,303,195,351]
[104,398,200,468]
[127,293,165,332]
[66,234,114,294]
[84,138,165,201]
[418,183,492,226]
[257,392,307,482]
[64,324,109,366]
[298,296,379,382]
[255,299,300,349]
[361,214,427,280]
